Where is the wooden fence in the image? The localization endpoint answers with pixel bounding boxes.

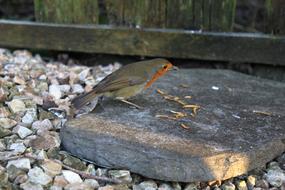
[0,0,284,65]
[33,0,284,34]
[34,0,235,31]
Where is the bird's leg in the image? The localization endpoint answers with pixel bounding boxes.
[116,98,143,109]
[120,99,143,109]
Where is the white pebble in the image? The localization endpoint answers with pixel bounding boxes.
[9,142,26,154]
[32,119,53,132]
[38,74,47,80]
[20,181,44,190]
[84,179,99,189]
[28,166,53,185]
[49,84,62,99]
[264,168,285,187]
[62,170,83,184]
[138,180,158,190]
[59,84,71,93]
[13,125,33,139]
[22,110,37,125]
[158,183,174,190]
[79,68,90,81]
[49,186,63,190]
[7,158,31,170]
[37,149,48,160]
[72,84,85,94]
[0,118,17,129]
[7,99,26,113]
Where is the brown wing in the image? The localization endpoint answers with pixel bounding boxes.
[93,74,146,94]
[71,75,145,109]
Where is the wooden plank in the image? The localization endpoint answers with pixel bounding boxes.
[211,0,236,31]
[224,0,236,31]
[34,0,99,24]
[104,0,166,28]
[193,0,203,30]
[143,0,166,28]
[268,0,285,35]
[166,0,236,31]
[104,0,124,25]
[34,0,236,31]
[202,0,211,30]
[234,0,284,35]
[166,0,194,29]
[0,20,284,65]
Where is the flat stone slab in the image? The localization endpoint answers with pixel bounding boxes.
[61,69,285,182]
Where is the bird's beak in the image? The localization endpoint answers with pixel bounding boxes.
[171,66,179,71]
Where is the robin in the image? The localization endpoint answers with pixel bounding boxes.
[71,58,175,110]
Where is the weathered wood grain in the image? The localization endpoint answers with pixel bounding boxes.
[34,0,99,24]
[0,20,284,65]
[166,0,194,29]
[234,0,285,35]
[268,0,285,35]
[104,0,166,28]
[211,0,236,31]
[33,0,284,34]
[102,0,236,31]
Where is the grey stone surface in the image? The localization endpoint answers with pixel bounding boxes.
[61,69,285,182]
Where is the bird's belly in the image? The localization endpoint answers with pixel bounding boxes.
[108,84,145,99]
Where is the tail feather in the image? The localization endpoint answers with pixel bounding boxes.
[71,90,97,109]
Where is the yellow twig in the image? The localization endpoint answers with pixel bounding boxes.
[180,123,190,130]
[155,114,177,120]
[253,110,272,116]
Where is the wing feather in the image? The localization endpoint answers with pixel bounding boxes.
[93,75,145,93]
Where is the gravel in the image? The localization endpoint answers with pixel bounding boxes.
[0,48,284,189]
[62,170,83,184]
[7,158,31,170]
[40,159,62,176]
[12,125,33,138]
[28,166,53,185]
[0,118,17,128]
[6,99,26,113]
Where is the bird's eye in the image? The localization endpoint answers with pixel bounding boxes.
[163,65,168,69]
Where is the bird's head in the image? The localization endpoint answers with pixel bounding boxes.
[144,58,177,89]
